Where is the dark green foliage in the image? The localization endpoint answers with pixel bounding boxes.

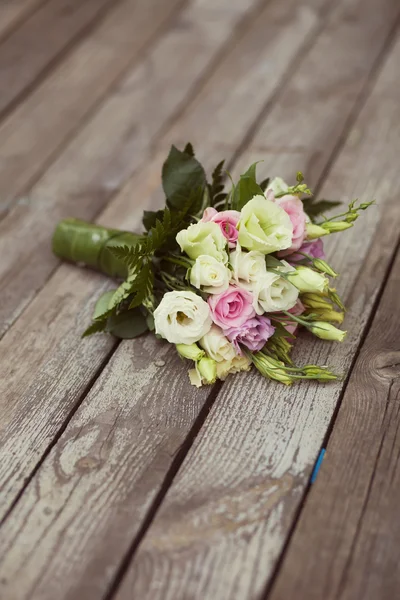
[162,145,207,213]
[232,162,264,210]
[208,160,228,208]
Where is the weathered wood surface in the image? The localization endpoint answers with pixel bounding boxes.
[0,0,326,528]
[0,0,265,338]
[268,255,400,597]
[0,1,399,599]
[114,16,400,600]
[0,0,185,223]
[0,0,46,41]
[0,0,121,118]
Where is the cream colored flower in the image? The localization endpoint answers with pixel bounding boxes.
[199,325,236,363]
[229,242,267,283]
[154,291,212,345]
[237,196,293,254]
[176,221,228,263]
[190,255,230,294]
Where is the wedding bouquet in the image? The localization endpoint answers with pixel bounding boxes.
[53,144,372,386]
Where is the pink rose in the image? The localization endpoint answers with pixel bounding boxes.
[208,285,255,330]
[225,315,275,353]
[275,195,306,255]
[202,207,241,248]
[290,238,326,262]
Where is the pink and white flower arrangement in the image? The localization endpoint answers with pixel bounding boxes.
[53,144,373,386]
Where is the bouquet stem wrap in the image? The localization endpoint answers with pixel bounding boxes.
[52,218,141,279]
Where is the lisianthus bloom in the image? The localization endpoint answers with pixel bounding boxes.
[225,315,275,353]
[208,285,255,330]
[216,354,252,380]
[154,291,212,344]
[176,221,228,263]
[188,356,217,388]
[190,255,230,294]
[275,195,306,254]
[290,238,326,262]
[199,325,236,363]
[201,207,240,248]
[249,261,298,314]
[266,176,289,196]
[237,196,293,254]
[229,242,267,283]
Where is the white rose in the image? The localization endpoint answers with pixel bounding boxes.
[199,325,236,363]
[230,242,266,283]
[251,261,298,314]
[154,291,212,344]
[190,255,230,294]
[176,221,228,263]
[237,196,293,254]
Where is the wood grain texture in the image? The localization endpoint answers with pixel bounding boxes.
[113,14,400,600]
[0,0,47,42]
[0,0,266,339]
[0,0,121,117]
[0,0,337,591]
[0,0,310,519]
[0,0,184,222]
[268,236,400,594]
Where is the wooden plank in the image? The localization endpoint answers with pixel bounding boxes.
[0,0,123,118]
[0,0,319,339]
[0,0,337,594]
[0,0,398,598]
[0,0,287,515]
[0,0,47,42]
[0,0,184,223]
[115,21,400,600]
[267,259,400,596]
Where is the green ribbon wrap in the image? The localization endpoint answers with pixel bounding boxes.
[52,218,142,279]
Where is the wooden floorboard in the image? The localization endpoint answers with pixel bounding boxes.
[0,0,185,224]
[0,0,47,42]
[268,250,400,600]
[265,40,400,596]
[112,9,400,600]
[0,0,275,520]
[0,0,399,598]
[0,0,123,119]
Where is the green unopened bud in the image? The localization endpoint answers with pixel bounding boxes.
[308,321,347,342]
[306,223,329,240]
[328,287,345,311]
[251,352,293,385]
[287,266,328,293]
[359,201,375,210]
[176,343,205,362]
[301,293,333,310]
[312,258,338,278]
[312,309,344,324]
[345,212,359,223]
[197,357,217,384]
[320,221,353,233]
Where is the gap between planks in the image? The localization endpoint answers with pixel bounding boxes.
[0,0,400,596]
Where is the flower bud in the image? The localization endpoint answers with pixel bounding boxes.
[308,321,347,341]
[176,343,205,362]
[312,309,344,324]
[320,221,353,233]
[306,223,329,240]
[312,258,338,278]
[301,293,332,310]
[197,357,217,384]
[287,266,328,293]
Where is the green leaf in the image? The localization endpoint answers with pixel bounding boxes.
[232,176,264,210]
[265,255,283,269]
[162,145,207,211]
[271,322,292,338]
[106,308,149,339]
[82,320,107,338]
[259,177,270,192]
[92,290,116,321]
[183,142,195,156]
[208,160,227,207]
[142,209,164,232]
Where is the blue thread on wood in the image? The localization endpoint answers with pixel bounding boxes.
[311,448,326,483]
